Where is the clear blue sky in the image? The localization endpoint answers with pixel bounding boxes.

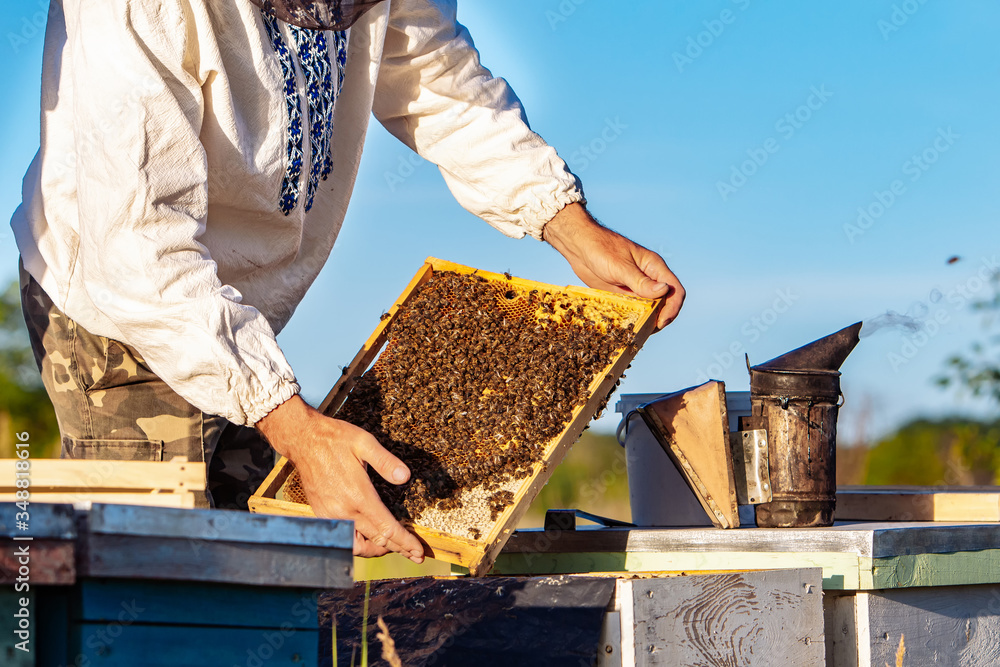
[2,1,998,442]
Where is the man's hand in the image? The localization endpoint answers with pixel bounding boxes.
[543,203,685,329]
[256,395,424,563]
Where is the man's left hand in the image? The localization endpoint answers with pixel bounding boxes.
[543,203,685,329]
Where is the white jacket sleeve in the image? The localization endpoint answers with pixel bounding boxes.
[69,0,299,426]
[372,0,585,240]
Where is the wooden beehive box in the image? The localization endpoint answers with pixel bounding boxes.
[249,257,662,574]
[0,457,203,508]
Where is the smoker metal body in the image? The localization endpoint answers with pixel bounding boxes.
[750,368,842,528]
[619,323,862,530]
[749,322,862,528]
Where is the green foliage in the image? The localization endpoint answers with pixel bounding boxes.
[865,270,1000,486]
[0,278,61,458]
[864,418,1000,486]
[523,430,631,525]
[938,271,1000,405]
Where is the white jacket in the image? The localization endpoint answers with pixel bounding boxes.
[11,0,583,426]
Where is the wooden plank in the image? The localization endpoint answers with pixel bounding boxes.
[617,579,637,666]
[823,591,860,667]
[81,535,353,589]
[842,485,1000,492]
[502,525,880,555]
[0,502,77,539]
[503,522,1000,560]
[248,454,294,509]
[861,584,1000,667]
[870,523,1000,559]
[597,610,623,667]
[0,539,75,585]
[247,495,315,517]
[856,592,872,667]
[84,504,352,548]
[500,523,1000,590]
[628,569,825,666]
[837,486,1000,522]
[0,492,195,508]
[637,381,738,529]
[0,459,203,492]
[72,624,317,666]
[492,550,866,590]
[252,257,662,576]
[75,580,318,629]
[871,551,1000,590]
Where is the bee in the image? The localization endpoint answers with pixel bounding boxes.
[343,269,639,531]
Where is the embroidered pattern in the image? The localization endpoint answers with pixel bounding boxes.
[290,26,333,211]
[263,10,348,215]
[262,12,304,215]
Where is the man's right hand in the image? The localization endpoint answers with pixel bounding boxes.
[255,395,425,563]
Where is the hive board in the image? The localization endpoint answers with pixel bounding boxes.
[249,257,662,575]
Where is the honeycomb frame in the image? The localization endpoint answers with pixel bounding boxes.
[248,257,662,575]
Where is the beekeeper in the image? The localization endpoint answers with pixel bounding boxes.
[11,0,684,563]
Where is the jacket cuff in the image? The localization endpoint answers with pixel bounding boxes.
[246,377,301,428]
[527,186,587,241]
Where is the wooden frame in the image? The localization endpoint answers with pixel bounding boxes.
[836,486,1000,522]
[250,257,662,574]
[0,457,203,508]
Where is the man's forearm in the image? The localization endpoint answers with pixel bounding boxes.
[542,202,686,328]
[255,394,424,562]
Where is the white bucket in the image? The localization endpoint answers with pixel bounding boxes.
[615,391,751,527]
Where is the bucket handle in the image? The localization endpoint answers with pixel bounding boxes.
[616,410,643,446]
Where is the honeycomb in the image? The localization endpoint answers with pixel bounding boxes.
[281,268,649,542]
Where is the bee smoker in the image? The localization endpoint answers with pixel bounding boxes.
[747,322,863,528]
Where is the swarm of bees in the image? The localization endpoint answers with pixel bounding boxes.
[334,270,635,536]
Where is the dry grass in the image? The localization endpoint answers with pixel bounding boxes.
[887,634,905,667]
[377,616,403,667]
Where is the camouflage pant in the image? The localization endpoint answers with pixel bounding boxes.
[19,264,274,510]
